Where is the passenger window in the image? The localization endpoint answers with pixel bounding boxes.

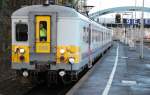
[16,24,28,41]
[83,27,86,42]
[39,21,47,41]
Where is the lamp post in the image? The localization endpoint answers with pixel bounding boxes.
[140,0,144,59]
[122,12,133,44]
[131,12,134,43]
[134,0,137,41]
[122,13,128,44]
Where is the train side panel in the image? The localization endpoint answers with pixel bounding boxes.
[51,17,81,70]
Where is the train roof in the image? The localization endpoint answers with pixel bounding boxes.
[12,5,80,18]
[11,5,112,33]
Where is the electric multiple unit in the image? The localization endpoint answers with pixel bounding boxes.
[11,5,112,84]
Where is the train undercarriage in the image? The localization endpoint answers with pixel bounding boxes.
[15,44,112,86]
[16,68,82,86]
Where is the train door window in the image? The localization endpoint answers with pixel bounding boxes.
[96,31,98,42]
[16,24,28,41]
[102,32,103,42]
[92,29,94,43]
[86,28,88,43]
[87,28,90,43]
[85,27,88,43]
[89,27,91,45]
[99,32,101,42]
[94,30,96,42]
[39,21,47,41]
[83,27,86,42]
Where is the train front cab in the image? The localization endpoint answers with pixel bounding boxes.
[11,12,80,82]
[12,5,114,84]
[11,15,52,78]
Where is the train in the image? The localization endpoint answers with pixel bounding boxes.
[11,4,113,84]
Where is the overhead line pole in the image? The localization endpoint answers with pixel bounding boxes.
[140,0,144,59]
[131,12,134,43]
[135,0,137,43]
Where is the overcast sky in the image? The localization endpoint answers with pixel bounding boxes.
[87,0,150,18]
[87,0,150,7]
[87,0,101,7]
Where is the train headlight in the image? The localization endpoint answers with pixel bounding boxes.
[60,49,65,54]
[59,71,66,77]
[69,57,75,64]
[23,71,28,77]
[20,48,25,54]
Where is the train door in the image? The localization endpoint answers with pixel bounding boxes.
[35,16,51,53]
[88,24,92,68]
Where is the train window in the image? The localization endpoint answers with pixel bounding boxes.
[39,21,47,41]
[92,29,95,42]
[83,27,89,43]
[16,24,28,41]
[86,28,89,43]
[83,27,86,42]
[96,31,98,42]
[102,32,103,41]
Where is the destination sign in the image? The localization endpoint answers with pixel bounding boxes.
[123,19,150,25]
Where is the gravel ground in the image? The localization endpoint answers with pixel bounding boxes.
[0,78,33,95]
[0,58,15,82]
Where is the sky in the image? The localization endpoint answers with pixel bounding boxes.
[86,0,150,19]
[87,0,101,7]
[87,0,150,7]
[87,0,147,12]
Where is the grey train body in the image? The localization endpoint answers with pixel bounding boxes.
[11,5,113,83]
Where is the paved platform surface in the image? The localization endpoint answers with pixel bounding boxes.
[71,42,150,95]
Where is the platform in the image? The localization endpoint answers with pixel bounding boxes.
[67,42,150,95]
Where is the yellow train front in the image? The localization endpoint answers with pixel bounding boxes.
[11,5,112,84]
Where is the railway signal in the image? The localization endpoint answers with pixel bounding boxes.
[115,14,121,23]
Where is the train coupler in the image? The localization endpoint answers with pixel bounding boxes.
[47,71,58,85]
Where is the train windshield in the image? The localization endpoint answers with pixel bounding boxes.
[16,24,28,41]
[39,21,47,41]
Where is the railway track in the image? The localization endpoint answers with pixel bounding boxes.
[0,75,16,83]
[25,83,74,95]
[0,75,34,95]
[24,48,111,95]
[0,70,84,95]
[0,46,111,95]
[24,69,88,95]
[0,61,102,95]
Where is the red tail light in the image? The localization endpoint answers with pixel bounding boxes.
[20,55,25,61]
